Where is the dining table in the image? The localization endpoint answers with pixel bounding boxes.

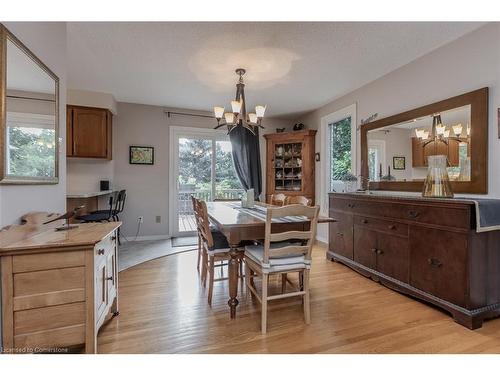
[206,201,334,319]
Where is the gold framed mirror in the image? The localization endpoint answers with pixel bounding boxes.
[361,88,488,194]
[0,24,59,184]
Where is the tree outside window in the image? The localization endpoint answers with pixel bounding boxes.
[328,117,352,191]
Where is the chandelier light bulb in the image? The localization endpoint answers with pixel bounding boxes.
[421,130,430,140]
[436,124,446,136]
[214,106,224,119]
[444,129,450,138]
[255,105,266,118]
[248,113,258,124]
[415,129,423,138]
[231,100,242,114]
[452,123,463,137]
[224,112,235,124]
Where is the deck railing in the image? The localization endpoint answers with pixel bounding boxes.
[178,189,244,215]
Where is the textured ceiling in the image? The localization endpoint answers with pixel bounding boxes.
[67,22,484,118]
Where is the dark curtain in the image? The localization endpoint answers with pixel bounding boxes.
[229,126,262,200]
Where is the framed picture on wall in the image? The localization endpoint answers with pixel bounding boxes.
[393,156,406,170]
[130,146,154,165]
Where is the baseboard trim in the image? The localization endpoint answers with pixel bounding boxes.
[123,234,172,242]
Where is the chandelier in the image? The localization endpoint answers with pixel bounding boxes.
[213,68,266,135]
[415,113,470,146]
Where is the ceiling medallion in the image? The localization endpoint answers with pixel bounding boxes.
[213,68,266,135]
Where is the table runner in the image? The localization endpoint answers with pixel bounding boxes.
[226,202,309,223]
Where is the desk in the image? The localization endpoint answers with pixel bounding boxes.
[206,202,333,319]
[66,190,117,216]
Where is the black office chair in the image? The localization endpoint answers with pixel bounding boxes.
[76,196,115,223]
[90,190,126,222]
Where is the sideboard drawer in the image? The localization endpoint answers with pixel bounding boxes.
[354,215,408,237]
[409,226,468,307]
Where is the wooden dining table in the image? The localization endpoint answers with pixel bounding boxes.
[206,201,334,319]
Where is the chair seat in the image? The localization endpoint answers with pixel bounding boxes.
[76,212,112,222]
[90,209,117,215]
[245,242,310,273]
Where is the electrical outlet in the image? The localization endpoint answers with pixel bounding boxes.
[155,215,161,223]
[137,216,144,223]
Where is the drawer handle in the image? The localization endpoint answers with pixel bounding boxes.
[408,210,420,219]
[106,276,114,281]
[347,203,356,208]
[427,258,442,268]
[388,225,396,230]
[337,232,344,237]
[111,236,117,241]
[97,249,105,255]
[361,219,368,224]
[371,248,377,253]
[376,249,384,255]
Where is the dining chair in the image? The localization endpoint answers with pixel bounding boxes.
[191,195,203,272]
[269,193,289,206]
[197,199,244,305]
[287,195,312,206]
[244,204,319,333]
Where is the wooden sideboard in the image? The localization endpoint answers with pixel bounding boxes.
[327,192,500,329]
[0,221,120,353]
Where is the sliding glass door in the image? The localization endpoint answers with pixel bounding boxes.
[170,127,243,236]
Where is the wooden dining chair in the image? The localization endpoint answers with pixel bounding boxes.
[244,204,319,333]
[287,195,312,206]
[269,193,289,206]
[197,200,244,305]
[191,195,203,272]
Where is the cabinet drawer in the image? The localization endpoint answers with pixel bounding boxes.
[410,226,468,307]
[354,215,408,237]
[331,196,471,230]
[13,251,85,273]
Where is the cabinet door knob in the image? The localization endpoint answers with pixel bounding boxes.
[361,219,368,224]
[106,276,114,281]
[408,210,419,219]
[388,225,396,230]
[97,249,105,255]
[377,250,384,255]
[427,258,442,268]
[111,236,117,241]
[371,248,377,253]
[337,232,344,237]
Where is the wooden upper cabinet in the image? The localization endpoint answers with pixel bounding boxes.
[412,137,467,168]
[67,105,112,159]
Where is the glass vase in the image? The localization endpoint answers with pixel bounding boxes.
[422,155,454,198]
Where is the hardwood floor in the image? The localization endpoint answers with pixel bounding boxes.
[98,243,500,353]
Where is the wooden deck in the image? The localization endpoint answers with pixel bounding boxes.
[179,214,197,232]
[98,244,500,353]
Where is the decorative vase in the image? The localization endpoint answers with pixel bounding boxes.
[422,155,454,198]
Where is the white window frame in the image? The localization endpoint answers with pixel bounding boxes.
[168,126,231,237]
[319,103,357,215]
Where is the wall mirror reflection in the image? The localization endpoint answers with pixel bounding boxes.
[1,24,59,184]
[367,104,471,183]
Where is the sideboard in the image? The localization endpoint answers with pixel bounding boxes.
[328,192,500,329]
[0,220,120,353]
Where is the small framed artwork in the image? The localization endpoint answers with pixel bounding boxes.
[393,156,406,170]
[130,146,154,165]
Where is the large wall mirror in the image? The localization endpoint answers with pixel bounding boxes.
[361,88,488,194]
[0,24,59,184]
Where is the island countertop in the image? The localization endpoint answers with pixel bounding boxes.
[0,221,121,254]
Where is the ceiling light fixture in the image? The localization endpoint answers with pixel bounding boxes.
[213,68,266,135]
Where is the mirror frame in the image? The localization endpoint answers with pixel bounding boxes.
[361,87,488,194]
[0,23,60,184]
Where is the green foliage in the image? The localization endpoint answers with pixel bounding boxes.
[329,117,352,185]
[8,127,55,177]
[178,138,242,193]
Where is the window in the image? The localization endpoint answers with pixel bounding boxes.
[328,117,352,190]
[367,140,386,181]
[320,104,357,213]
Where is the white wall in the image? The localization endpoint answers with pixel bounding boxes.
[0,22,67,227]
[113,102,290,238]
[297,23,500,240]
